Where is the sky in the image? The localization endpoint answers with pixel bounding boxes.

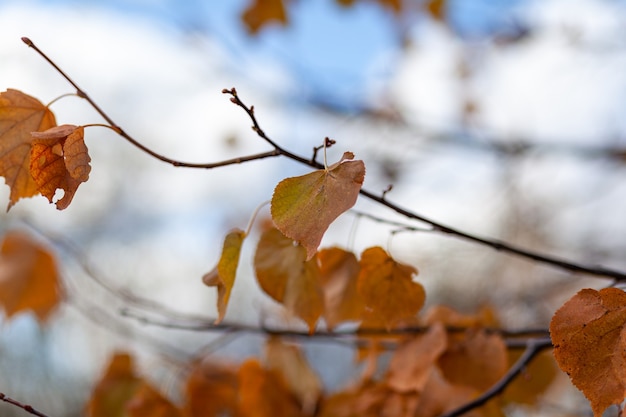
[1,0,626,414]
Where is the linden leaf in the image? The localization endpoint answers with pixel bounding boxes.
[550,288,626,417]
[265,337,323,415]
[0,230,63,322]
[86,352,142,417]
[386,322,448,393]
[0,89,56,209]
[357,246,424,329]
[237,359,304,417]
[271,152,365,260]
[30,124,91,210]
[202,229,246,324]
[318,247,365,330]
[241,0,288,34]
[184,360,239,417]
[254,228,324,332]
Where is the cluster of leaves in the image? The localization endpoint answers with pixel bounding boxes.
[240,0,447,34]
[2,50,626,415]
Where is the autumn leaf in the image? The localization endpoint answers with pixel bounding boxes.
[385,322,447,393]
[550,288,626,417]
[202,228,246,323]
[425,0,446,21]
[237,359,304,417]
[241,0,288,34]
[271,152,365,260]
[30,124,91,210]
[318,247,365,329]
[254,227,324,332]
[126,383,183,417]
[86,352,142,417]
[264,337,323,415]
[357,246,424,329]
[503,349,558,406]
[0,89,56,209]
[0,230,63,322]
[184,360,238,417]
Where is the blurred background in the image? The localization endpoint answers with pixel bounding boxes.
[1,0,626,415]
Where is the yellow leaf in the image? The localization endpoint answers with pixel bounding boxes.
[265,337,323,415]
[0,89,56,209]
[202,229,246,324]
[271,152,365,260]
[0,230,63,322]
[30,124,91,210]
[241,0,288,34]
[254,228,324,332]
[318,247,365,329]
[550,288,626,417]
[357,246,424,329]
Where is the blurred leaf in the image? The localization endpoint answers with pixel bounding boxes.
[357,246,424,329]
[265,337,323,415]
[242,0,288,34]
[550,288,626,417]
[271,152,365,260]
[0,230,63,322]
[86,353,142,417]
[254,227,324,332]
[202,228,246,323]
[318,247,365,329]
[184,360,239,417]
[126,383,182,417]
[30,124,91,210]
[0,89,56,209]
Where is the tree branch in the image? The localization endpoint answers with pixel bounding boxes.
[223,88,626,282]
[0,393,50,417]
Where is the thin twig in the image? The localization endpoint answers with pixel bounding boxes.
[21,37,281,169]
[439,337,553,417]
[0,393,51,417]
[224,89,626,282]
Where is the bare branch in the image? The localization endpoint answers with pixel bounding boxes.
[0,392,51,417]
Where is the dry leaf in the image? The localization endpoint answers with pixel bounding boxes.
[357,246,424,329]
[0,89,56,209]
[86,352,142,417]
[503,349,558,406]
[0,230,63,322]
[30,124,91,210]
[254,227,324,332]
[550,288,626,417]
[271,152,365,260]
[184,360,238,417]
[237,359,303,417]
[318,247,365,329]
[126,383,182,417]
[265,337,323,415]
[386,323,447,393]
[242,0,288,34]
[202,229,246,323]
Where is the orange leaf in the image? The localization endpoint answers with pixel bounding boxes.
[254,228,324,332]
[550,288,626,417]
[0,230,63,322]
[386,322,447,393]
[265,337,323,415]
[184,360,238,417]
[30,124,91,210]
[413,367,480,417]
[318,247,365,329]
[237,359,303,417]
[86,352,142,417]
[0,89,56,209]
[202,229,245,323]
[503,349,558,406]
[425,0,446,21]
[241,0,288,34]
[126,383,182,417]
[271,152,365,260]
[357,246,424,329]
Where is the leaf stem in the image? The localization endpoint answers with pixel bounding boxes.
[245,200,270,236]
